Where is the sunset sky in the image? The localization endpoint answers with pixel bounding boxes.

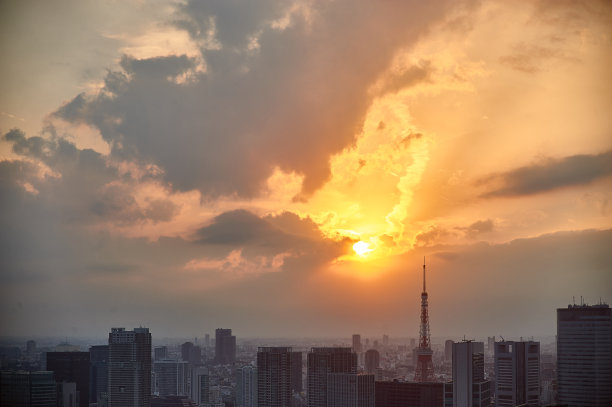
[1,0,611,340]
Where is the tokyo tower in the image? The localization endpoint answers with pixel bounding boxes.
[414,257,434,382]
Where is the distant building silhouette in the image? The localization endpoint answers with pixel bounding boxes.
[181,342,201,365]
[0,371,57,407]
[214,329,236,364]
[444,340,454,362]
[557,303,612,406]
[364,349,379,375]
[257,347,293,407]
[375,381,444,407]
[89,345,109,407]
[352,335,362,353]
[108,327,151,407]
[46,351,90,407]
[154,346,168,361]
[448,341,491,407]
[382,335,389,347]
[237,365,257,407]
[327,373,374,407]
[153,360,190,396]
[307,347,357,407]
[291,351,303,394]
[494,341,540,407]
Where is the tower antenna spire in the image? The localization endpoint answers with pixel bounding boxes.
[423,256,426,293]
[414,257,434,382]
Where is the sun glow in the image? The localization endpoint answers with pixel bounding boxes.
[353,241,374,257]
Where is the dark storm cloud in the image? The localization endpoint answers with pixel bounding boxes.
[481,150,612,197]
[54,0,454,199]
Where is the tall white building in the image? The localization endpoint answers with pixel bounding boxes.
[557,303,612,407]
[449,341,491,407]
[236,365,257,407]
[191,367,210,406]
[494,341,540,407]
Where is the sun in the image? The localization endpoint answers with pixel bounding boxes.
[353,241,374,257]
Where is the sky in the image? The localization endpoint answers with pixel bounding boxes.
[1,0,611,341]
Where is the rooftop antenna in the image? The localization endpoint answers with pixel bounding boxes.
[573,296,575,305]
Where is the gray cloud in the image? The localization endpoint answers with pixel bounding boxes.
[480,150,612,197]
[54,0,455,199]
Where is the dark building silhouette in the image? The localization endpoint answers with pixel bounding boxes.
[0,371,57,407]
[215,328,236,364]
[108,327,151,407]
[46,351,89,407]
[375,381,444,407]
[327,373,374,407]
[151,395,198,407]
[557,303,612,407]
[89,345,109,406]
[154,346,168,361]
[291,351,303,394]
[352,335,362,353]
[257,347,293,407]
[494,341,540,407]
[364,350,380,375]
[444,340,454,362]
[181,342,201,365]
[307,347,357,407]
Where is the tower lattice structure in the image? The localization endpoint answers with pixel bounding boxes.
[414,258,434,382]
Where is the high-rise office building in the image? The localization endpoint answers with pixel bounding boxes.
[153,360,190,396]
[237,365,257,407]
[364,349,379,375]
[494,341,540,407]
[154,346,168,361]
[307,347,357,407]
[352,335,362,354]
[191,367,210,405]
[108,327,152,407]
[444,340,454,362]
[0,371,57,407]
[215,329,236,365]
[327,373,374,407]
[89,345,109,407]
[291,351,303,394]
[449,341,491,407]
[257,347,293,407]
[46,351,90,407]
[375,381,444,407]
[557,303,612,406]
[414,259,434,382]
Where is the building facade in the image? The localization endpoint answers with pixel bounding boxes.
[237,365,257,407]
[108,327,152,407]
[327,373,374,407]
[494,341,540,407]
[449,341,491,407]
[557,303,612,407]
[214,329,236,365]
[257,347,293,407]
[0,370,57,407]
[89,345,109,407]
[307,347,357,407]
[153,360,190,396]
[46,351,90,407]
[375,381,444,407]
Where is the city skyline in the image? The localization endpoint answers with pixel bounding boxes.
[1,0,611,339]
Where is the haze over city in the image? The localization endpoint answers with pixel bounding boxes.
[1,0,611,340]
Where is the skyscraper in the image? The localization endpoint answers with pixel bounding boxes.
[327,373,374,407]
[414,259,434,382]
[291,351,303,394]
[364,349,379,375]
[237,365,257,407]
[46,351,90,407]
[307,347,357,407]
[89,345,109,407]
[153,360,190,396]
[191,367,210,406]
[449,341,491,407]
[0,371,57,407]
[215,328,236,365]
[352,335,362,353]
[494,341,540,407]
[257,347,293,407]
[375,381,444,407]
[108,327,152,407]
[557,303,612,406]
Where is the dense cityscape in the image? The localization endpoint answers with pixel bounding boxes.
[1,262,610,406]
